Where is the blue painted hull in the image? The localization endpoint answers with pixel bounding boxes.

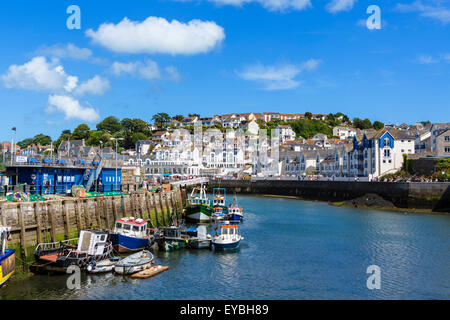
[212,240,240,251]
[109,233,151,253]
[227,214,243,222]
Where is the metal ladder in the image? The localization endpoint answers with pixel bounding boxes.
[86,157,104,192]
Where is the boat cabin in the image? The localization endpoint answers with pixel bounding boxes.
[228,206,242,215]
[213,197,226,207]
[77,230,109,256]
[163,226,183,239]
[212,188,227,207]
[114,217,149,238]
[190,196,210,206]
[219,224,240,237]
[1,226,11,255]
[189,184,210,205]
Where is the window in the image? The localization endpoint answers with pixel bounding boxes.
[445,136,450,141]
[124,224,131,231]
[384,149,391,157]
[133,226,140,232]
[445,147,450,153]
[115,223,122,229]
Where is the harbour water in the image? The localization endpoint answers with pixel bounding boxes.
[1,195,449,300]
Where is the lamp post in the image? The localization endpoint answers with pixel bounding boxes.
[110,137,124,191]
[11,127,16,165]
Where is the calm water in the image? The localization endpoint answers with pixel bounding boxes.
[1,195,449,300]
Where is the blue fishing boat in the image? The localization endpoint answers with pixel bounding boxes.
[227,194,244,222]
[109,217,157,253]
[0,226,15,287]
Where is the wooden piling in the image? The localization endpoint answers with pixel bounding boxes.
[83,200,91,228]
[158,193,166,226]
[34,202,43,245]
[74,200,83,232]
[62,200,70,240]
[47,202,57,243]
[18,203,28,268]
[103,198,110,230]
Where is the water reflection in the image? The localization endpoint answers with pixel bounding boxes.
[1,195,449,300]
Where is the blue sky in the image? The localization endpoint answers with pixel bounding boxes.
[0,0,450,141]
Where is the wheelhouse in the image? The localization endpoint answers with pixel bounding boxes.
[219,224,239,237]
[114,217,149,238]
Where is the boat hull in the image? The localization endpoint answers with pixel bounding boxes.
[227,214,243,222]
[187,239,212,249]
[185,204,213,223]
[0,249,15,287]
[109,233,153,253]
[114,250,154,275]
[212,240,241,251]
[157,239,187,252]
[131,265,169,279]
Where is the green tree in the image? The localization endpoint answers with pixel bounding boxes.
[152,113,171,126]
[33,134,52,146]
[290,119,332,139]
[304,112,312,119]
[353,118,373,130]
[373,121,385,130]
[131,132,148,146]
[96,116,123,133]
[71,124,91,140]
[86,131,112,147]
[173,115,184,122]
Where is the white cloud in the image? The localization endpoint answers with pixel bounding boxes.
[111,60,161,80]
[1,56,79,93]
[74,75,110,96]
[326,0,357,13]
[208,0,311,12]
[86,16,225,55]
[34,43,93,60]
[397,1,450,24]
[165,66,181,81]
[417,55,439,64]
[236,59,321,91]
[111,60,181,81]
[46,95,100,122]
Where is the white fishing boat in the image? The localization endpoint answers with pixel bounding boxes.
[114,250,154,275]
[212,222,243,251]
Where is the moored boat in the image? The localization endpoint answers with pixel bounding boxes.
[212,188,228,215]
[0,226,15,287]
[212,222,243,251]
[131,265,169,279]
[187,226,212,249]
[109,217,156,253]
[33,230,112,272]
[183,184,213,223]
[227,206,244,222]
[114,250,154,275]
[86,256,120,274]
[156,226,189,252]
[212,207,226,222]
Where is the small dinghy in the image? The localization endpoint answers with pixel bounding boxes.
[114,250,154,275]
[86,257,120,274]
[131,265,169,279]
